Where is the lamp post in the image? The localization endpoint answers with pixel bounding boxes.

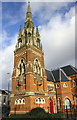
[7,72,11,107]
[7,73,10,91]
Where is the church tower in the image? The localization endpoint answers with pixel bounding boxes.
[10,2,50,114]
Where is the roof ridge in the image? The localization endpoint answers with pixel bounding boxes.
[70,65,77,73]
[50,71,56,82]
[60,68,70,81]
[61,64,71,69]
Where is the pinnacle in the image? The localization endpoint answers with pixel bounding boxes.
[19,25,22,34]
[27,1,31,13]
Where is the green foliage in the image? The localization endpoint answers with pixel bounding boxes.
[3,107,62,120]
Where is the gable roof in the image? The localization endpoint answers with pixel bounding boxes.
[52,69,59,82]
[52,69,70,82]
[45,69,54,82]
[45,65,77,83]
[61,65,77,76]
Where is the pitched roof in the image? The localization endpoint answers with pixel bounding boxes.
[45,65,77,83]
[60,69,70,82]
[45,69,54,82]
[52,69,70,82]
[52,69,59,82]
[61,65,77,76]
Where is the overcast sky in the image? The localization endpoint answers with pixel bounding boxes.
[0,0,76,90]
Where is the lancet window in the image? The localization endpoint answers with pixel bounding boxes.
[16,59,26,77]
[33,58,42,76]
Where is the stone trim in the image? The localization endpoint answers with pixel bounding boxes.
[10,111,29,113]
[57,92,72,95]
[15,47,43,57]
[15,50,26,57]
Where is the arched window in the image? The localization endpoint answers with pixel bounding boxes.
[35,97,45,104]
[20,64,22,74]
[35,98,39,104]
[22,98,25,104]
[41,98,45,103]
[17,59,26,76]
[15,99,18,105]
[56,84,60,88]
[73,81,76,87]
[64,98,71,109]
[19,99,21,104]
[33,58,42,76]
[15,98,25,105]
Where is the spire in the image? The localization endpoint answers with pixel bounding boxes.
[24,2,34,33]
[27,1,31,13]
[26,2,32,22]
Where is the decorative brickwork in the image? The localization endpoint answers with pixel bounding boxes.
[10,2,56,114]
[10,2,77,115]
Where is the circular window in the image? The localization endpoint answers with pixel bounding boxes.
[63,83,68,88]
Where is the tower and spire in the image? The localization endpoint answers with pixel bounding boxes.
[10,2,49,115]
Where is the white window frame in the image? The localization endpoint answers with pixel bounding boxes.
[63,83,68,88]
[56,84,60,88]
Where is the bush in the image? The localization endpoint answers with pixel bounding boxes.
[3,107,62,120]
[2,104,10,117]
[27,107,46,115]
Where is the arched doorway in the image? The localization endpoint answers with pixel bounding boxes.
[50,98,54,113]
[64,98,71,109]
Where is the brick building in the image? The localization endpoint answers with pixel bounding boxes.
[47,65,77,112]
[10,2,77,114]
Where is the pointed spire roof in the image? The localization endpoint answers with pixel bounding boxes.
[26,2,32,22]
[24,2,34,30]
[27,1,31,13]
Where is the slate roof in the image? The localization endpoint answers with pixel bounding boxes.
[45,69,54,82]
[45,65,77,83]
[60,70,70,82]
[61,65,77,76]
[52,69,70,82]
[52,69,59,82]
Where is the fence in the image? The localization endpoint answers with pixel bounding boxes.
[57,105,77,119]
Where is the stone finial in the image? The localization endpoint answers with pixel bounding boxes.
[18,26,22,38]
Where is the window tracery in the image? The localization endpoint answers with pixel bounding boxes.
[63,83,68,88]
[35,97,45,104]
[33,58,42,76]
[16,59,26,77]
[64,98,71,109]
[15,98,25,105]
